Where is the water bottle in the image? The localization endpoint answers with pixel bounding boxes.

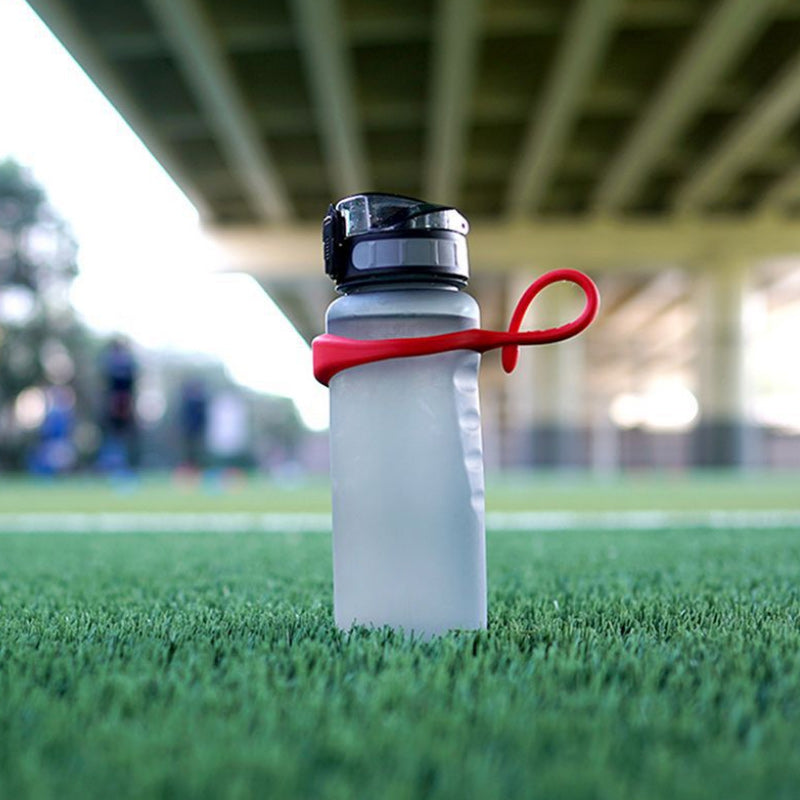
[319,193,483,637]
[314,193,600,638]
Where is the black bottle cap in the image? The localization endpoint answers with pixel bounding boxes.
[322,193,470,290]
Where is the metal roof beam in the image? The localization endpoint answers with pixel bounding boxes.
[506,0,619,218]
[598,272,688,336]
[593,0,774,213]
[143,0,291,222]
[759,166,800,213]
[676,49,800,213]
[26,0,212,220]
[204,217,800,277]
[424,0,483,203]
[291,0,369,197]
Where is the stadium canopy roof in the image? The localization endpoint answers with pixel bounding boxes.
[26,0,800,237]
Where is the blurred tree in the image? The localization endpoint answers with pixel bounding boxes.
[0,158,95,469]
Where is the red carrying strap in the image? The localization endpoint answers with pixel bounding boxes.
[312,268,600,386]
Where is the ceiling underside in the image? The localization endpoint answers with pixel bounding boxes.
[26,0,800,227]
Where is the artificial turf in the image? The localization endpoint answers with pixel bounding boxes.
[1,522,799,799]
[0,470,799,513]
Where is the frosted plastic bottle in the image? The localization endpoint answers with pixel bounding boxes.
[322,194,486,637]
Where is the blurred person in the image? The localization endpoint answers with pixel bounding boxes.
[97,336,139,471]
[179,377,208,470]
[206,389,250,469]
[27,386,77,475]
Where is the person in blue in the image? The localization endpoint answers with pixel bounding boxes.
[28,386,77,475]
[98,337,139,471]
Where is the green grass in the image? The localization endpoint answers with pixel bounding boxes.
[0,470,799,513]
[2,519,800,798]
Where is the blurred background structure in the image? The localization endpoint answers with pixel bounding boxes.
[9,0,800,472]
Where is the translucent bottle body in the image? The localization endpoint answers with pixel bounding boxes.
[326,284,487,637]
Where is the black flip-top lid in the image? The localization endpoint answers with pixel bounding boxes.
[322,193,470,290]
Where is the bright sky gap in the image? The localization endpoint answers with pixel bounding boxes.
[0,0,329,431]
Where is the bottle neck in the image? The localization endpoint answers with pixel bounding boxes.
[341,280,463,295]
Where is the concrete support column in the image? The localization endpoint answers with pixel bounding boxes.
[472,276,508,472]
[504,272,587,468]
[589,396,620,475]
[693,262,754,467]
[503,272,535,467]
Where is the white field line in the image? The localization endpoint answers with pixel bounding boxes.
[0,510,798,534]
[0,512,330,534]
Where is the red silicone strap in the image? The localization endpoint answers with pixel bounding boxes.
[312,268,600,386]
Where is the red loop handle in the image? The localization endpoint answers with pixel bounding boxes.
[312,268,600,386]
